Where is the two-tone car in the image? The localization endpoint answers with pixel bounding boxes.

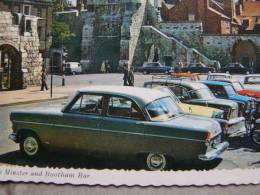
[243,74,260,92]
[144,79,245,136]
[201,80,256,131]
[206,75,260,119]
[9,86,228,171]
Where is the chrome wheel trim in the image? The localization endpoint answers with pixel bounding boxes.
[23,137,39,156]
[146,153,166,171]
[251,130,260,145]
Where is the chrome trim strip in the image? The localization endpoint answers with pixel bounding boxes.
[16,120,205,143]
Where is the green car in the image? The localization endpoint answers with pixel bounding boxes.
[9,86,229,170]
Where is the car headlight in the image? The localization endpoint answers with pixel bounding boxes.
[211,111,224,119]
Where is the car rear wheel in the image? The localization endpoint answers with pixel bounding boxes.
[20,133,41,158]
[146,153,167,171]
[250,128,260,148]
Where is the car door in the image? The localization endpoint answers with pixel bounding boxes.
[99,95,147,156]
[48,93,103,152]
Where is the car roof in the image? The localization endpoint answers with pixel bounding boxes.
[77,85,168,106]
[201,80,230,86]
[145,80,208,90]
[208,73,231,76]
[245,74,260,77]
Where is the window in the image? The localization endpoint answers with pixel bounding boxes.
[23,5,31,15]
[170,86,191,100]
[70,94,103,115]
[207,85,228,98]
[146,97,181,121]
[188,14,195,21]
[108,96,143,120]
[37,7,42,17]
[25,20,32,33]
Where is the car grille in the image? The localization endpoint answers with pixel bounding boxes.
[229,108,239,119]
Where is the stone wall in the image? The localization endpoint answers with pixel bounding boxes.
[157,21,203,48]
[0,11,42,89]
[141,26,214,68]
[202,34,260,70]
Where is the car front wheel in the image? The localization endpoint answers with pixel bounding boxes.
[146,153,167,171]
[20,133,41,158]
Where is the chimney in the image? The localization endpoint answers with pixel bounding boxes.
[224,0,236,18]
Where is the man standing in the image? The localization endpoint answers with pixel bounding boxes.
[123,63,129,86]
[41,68,48,91]
[128,66,134,86]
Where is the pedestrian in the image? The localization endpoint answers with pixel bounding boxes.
[41,68,48,91]
[100,61,106,73]
[105,60,110,73]
[178,60,183,73]
[128,66,134,86]
[123,63,129,86]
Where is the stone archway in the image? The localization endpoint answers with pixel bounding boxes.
[0,44,21,90]
[232,39,259,72]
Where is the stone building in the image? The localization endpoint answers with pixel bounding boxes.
[0,0,52,90]
[80,0,147,72]
[0,11,43,89]
[0,0,52,68]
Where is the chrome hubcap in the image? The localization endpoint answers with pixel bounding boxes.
[23,137,38,156]
[147,154,166,170]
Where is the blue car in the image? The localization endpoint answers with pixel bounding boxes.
[201,80,256,131]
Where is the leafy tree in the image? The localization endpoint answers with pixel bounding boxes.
[52,20,74,48]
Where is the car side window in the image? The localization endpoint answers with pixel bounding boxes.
[107,96,144,120]
[207,85,228,98]
[170,86,191,100]
[70,94,103,115]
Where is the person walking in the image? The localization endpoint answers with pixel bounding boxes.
[123,63,129,86]
[100,61,106,73]
[128,66,134,86]
[41,68,48,91]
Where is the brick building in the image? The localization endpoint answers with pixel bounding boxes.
[237,0,260,33]
[161,0,241,34]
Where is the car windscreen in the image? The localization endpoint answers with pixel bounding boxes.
[195,88,216,100]
[224,85,237,96]
[232,81,243,91]
[146,97,182,121]
[246,76,260,84]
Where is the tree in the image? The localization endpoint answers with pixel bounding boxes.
[52,20,74,48]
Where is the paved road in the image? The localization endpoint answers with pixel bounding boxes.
[0,73,259,170]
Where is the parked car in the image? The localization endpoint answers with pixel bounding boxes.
[243,74,260,92]
[171,73,201,81]
[206,73,232,81]
[9,86,229,171]
[153,86,224,119]
[221,63,248,74]
[201,80,256,131]
[138,62,174,74]
[63,62,82,75]
[181,63,215,73]
[205,77,260,118]
[144,79,245,135]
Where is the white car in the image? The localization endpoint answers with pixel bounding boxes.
[206,73,232,81]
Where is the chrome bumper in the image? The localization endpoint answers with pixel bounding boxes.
[9,133,18,142]
[198,141,229,161]
[227,117,245,134]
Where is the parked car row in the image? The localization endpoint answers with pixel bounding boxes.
[8,73,260,171]
[137,62,251,75]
